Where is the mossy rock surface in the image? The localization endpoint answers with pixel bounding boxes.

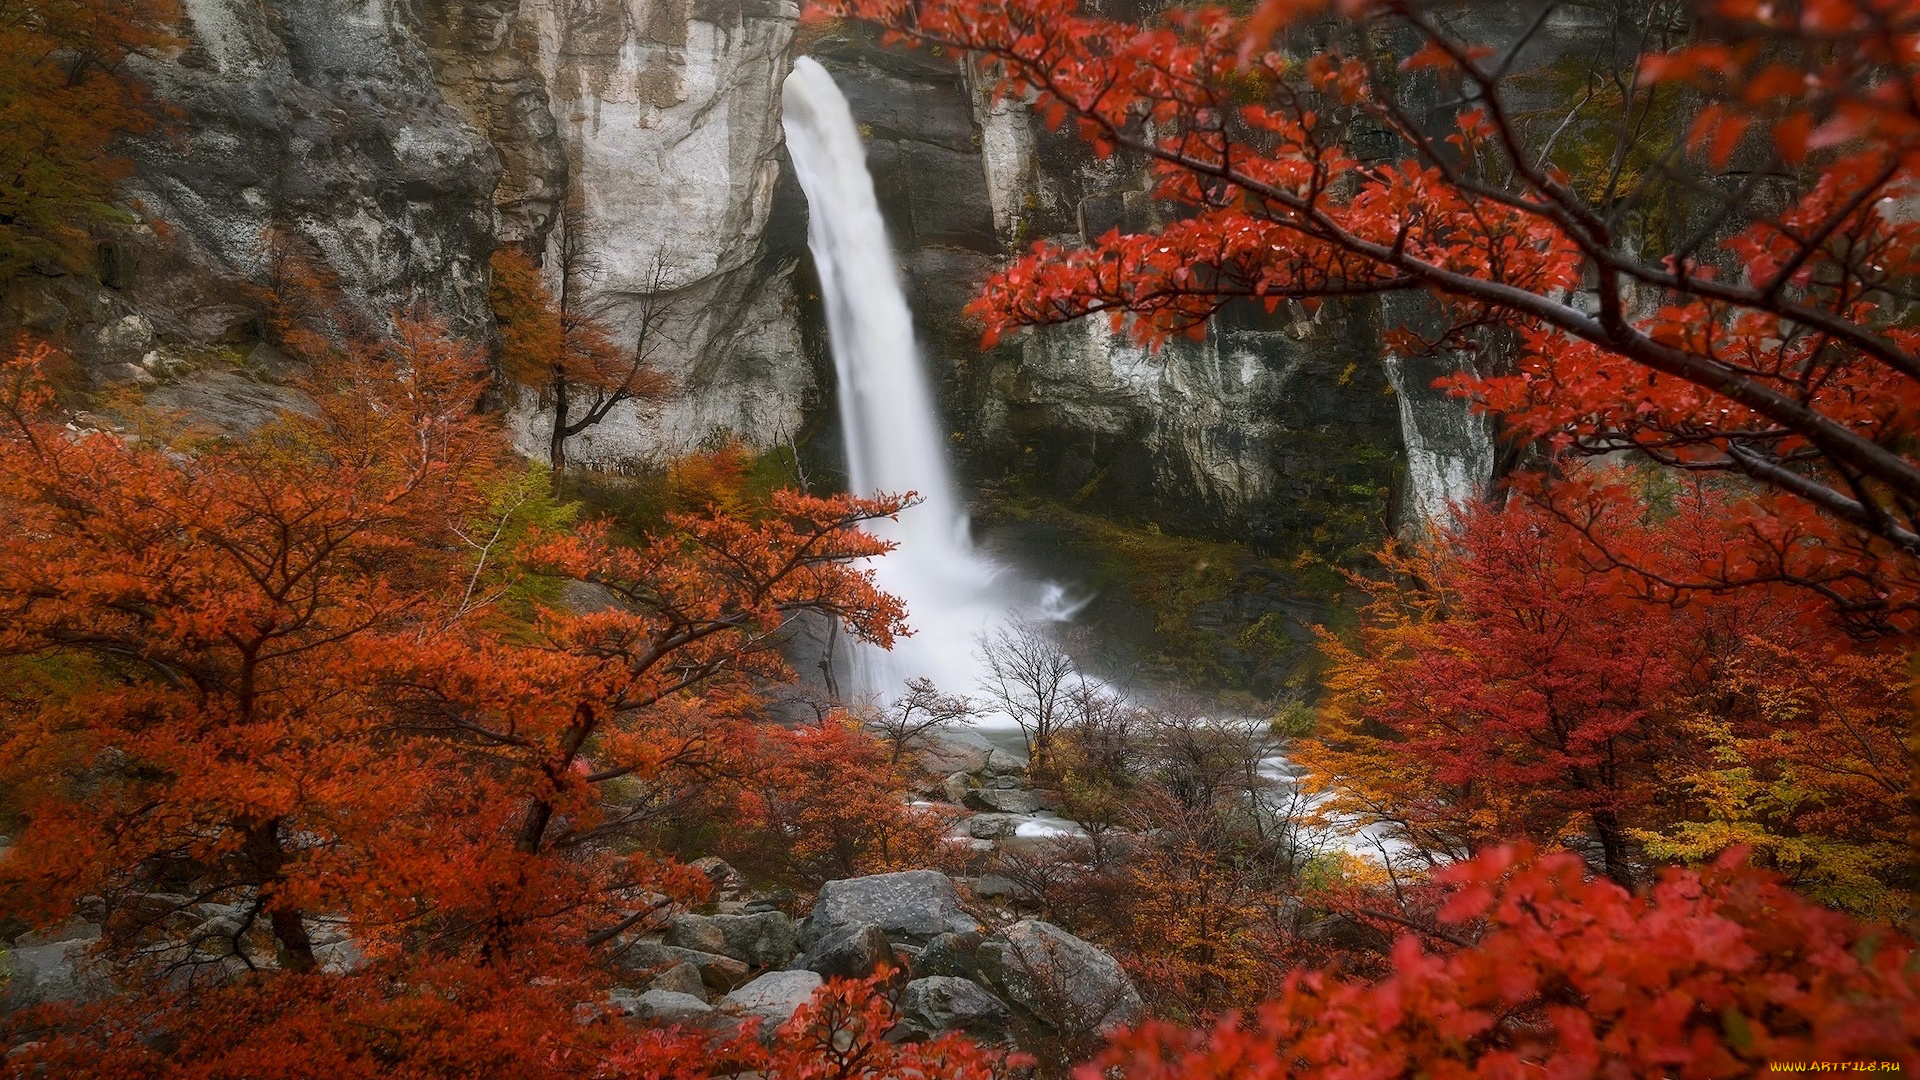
[975,494,1365,710]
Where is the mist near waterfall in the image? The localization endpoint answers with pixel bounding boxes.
[781,57,1079,707]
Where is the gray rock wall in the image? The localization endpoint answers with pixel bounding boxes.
[132,0,503,337]
[507,0,813,462]
[790,26,1405,553]
[9,0,1553,548]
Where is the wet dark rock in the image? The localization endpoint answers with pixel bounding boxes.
[912,931,983,981]
[666,910,797,969]
[894,976,1013,1042]
[797,921,894,979]
[976,920,1143,1039]
[646,961,709,1000]
[964,788,1041,815]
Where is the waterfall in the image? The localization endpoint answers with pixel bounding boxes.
[1384,352,1496,530]
[782,57,1069,702]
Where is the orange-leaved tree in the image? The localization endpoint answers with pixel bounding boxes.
[1305,473,1912,907]
[811,0,1920,635]
[376,481,913,957]
[0,323,498,976]
[1082,845,1920,1078]
[0,322,962,1079]
[489,238,673,476]
[0,0,178,283]
[720,715,960,888]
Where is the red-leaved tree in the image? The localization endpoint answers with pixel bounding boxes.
[810,0,1920,635]
[1084,846,1919,1078]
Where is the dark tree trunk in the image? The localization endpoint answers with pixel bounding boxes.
[549,369,570,477]
[245,819,317,973]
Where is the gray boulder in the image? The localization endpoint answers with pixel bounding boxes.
[665,910,797,968]
[973,873,1031,899]
[664,914,726,956]
[806,870,979,947]
[913,931,983,980]
[720,969,823,1027]
[966,813,1027,839]
[977,920,1143,1038]
[4,938,105,1009]
[713,911,798,968]
[315,938,367,974]
[895,976,1013,1042]
[915,729,996,776]
[613,941,751,993]
[690,856,746,900]
[647,961,709,1000]
[981,748,1027,782]
[798,921,894,979]
[943,771,978,806]
[612,988,715,1026]
[963,788,1041,815]
[12,919,99,947]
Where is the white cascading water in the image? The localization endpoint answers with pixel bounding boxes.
[782,57,1074,702]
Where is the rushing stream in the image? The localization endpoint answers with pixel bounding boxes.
[782,58,1075,704]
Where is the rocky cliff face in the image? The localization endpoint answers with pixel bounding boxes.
[13,0,1505,549]
[794,25,1409,553]
[0,0,505,402]
[505,0,812,462]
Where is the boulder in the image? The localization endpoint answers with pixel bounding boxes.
[720,969,823,1027]
[315,938,368,974]
[976,920,1144,1038]
[647,961,709,1000]
[612,988,714,1026]
[717,911,798,968]
[914,728,997,776]
[966,813,1027,839]
[895,976,1013,1041]
[973,873,1031,899]
[12,919,100,947]
[805,870,979,947]
[913,931,982,980]
[963,788,1041,815]
[612,941,751,993]
[981,748,1027,781]
[1301,913,1390,953]
[668,910,797,968]
[690,856,746,900]
[942,771,978,806]
[798,921,894,979]
[4,938,105,1009]
[664,913,726,956]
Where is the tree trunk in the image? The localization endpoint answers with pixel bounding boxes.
[515,703,596,855]
[1591,807,1634,888]
[549,369,569,477]
[245,819,317,973]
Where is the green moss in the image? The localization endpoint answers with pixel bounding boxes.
[975,492,1362,705]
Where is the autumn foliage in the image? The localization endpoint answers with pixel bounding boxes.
[0,327,983,1074]
[1302,472,1912,918]
[488,244,671,473]
[7,0,1920,1072]
[0,0,176,282]
[814,0,1920,633]
[1085,846,1919,1079]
